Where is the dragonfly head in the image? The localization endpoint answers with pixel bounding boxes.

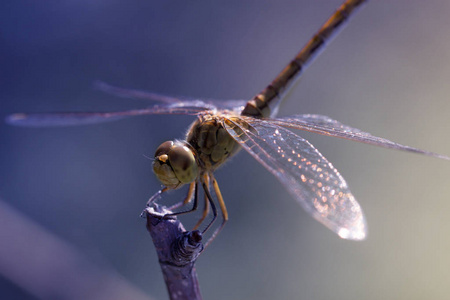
[152,140,198,189]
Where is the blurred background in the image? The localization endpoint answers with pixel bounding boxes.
[2,0,450,299]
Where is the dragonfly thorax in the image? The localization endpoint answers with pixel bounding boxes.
[186,114,240,171]
[152,140,198,189]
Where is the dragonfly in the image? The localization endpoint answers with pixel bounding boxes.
[6,0,450,246]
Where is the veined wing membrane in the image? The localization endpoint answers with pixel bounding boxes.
[94,81,184,104]
[6,104,208,127]
[270,114,450,160]
[224,117,367,240]
[95,81,247,113]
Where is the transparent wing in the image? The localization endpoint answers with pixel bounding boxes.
[94,81,186,104]
[6,103,208,127]
[268,114,450,160]
[95,81,247,113]
[224,117,366,240]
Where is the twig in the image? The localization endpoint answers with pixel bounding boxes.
[144,205,204,300]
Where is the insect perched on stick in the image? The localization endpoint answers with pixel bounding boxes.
[6,0,450,249]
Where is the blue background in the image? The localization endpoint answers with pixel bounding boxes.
[2,1,450,299]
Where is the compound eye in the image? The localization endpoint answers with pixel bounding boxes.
[168,145,198,184]
[153,140,179,189]
[154,141,174,158]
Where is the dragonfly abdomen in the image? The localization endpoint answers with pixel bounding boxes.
[241,0,367,119]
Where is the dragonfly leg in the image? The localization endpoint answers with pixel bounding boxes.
[204,174,228,248]
[200,174,218,235]
[168,181,196,211]
[146,186,169,206]
[192,179,210,230]
[162,182,198,218]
